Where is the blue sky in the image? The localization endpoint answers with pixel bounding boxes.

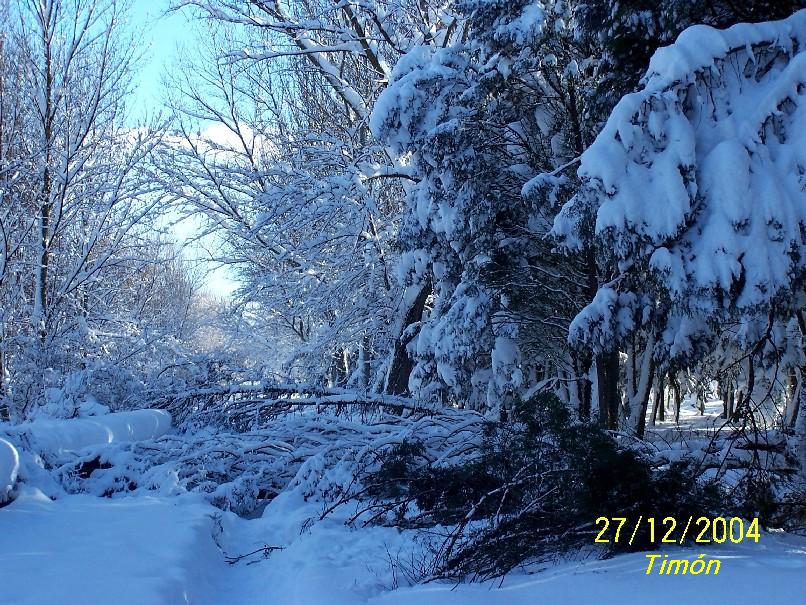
[127,1,239,299]
[128,0,193,122]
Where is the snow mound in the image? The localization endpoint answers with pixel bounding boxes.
[0,438,19,503]
[3,409,171,457]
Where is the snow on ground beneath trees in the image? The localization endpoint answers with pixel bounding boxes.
[371,534,806,605]
[2,481,806,605]
[0,489,219,605]
[1,402,803,604]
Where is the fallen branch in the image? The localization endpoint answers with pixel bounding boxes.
[225,545,285,565]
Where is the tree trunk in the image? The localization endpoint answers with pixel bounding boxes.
[651,375,665,425]
[630,332,655,439]
[797,381,806,481]
[361,333,371,388]
[794,311,806,479]
[732,357,754,421]
[0,338,6,422]
[785,368,800,428]
[720,379,735,420]
[34,11,54,341]
[328,347,349,387]
[727,385,734,421]
[386,282,430,396]
[573,350,593,422]
[596,349,620,430]
[671,375,682,423]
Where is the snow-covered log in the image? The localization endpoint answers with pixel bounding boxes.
[3,410,171,457]
[0,438,19,503]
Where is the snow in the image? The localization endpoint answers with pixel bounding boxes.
[0,400,803,604]
[553,9,806,353]
[2,485,805,605]
[371,535,806,605]
[491,4,545,47]
[644,12,806,91]
[0,438,19,503]
[370,45,472,157]
[2,409,171,457]
[0,490,219,605]
[207,491,415,605]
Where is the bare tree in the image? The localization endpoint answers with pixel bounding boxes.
[159,1,461,391]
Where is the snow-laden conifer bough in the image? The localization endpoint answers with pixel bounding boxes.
[550,9,806,454]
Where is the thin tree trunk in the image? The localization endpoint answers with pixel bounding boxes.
[34,9,54,344]
[794,312,806,479]
[797,381,806,481]
[732,356,754,421]
[651,375,665,425]
[671,375,682,423]
[720,378,735,420]
[597,349,620,430]
[0,337,6,422]
[727,385,734,421]
[360,333,371,388]
[574,350,593,422]
[630,332,656,439]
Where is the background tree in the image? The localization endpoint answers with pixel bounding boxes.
[162,0,461,391]
[0,0,199,420]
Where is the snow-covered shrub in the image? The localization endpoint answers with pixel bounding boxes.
[358,392,725,579]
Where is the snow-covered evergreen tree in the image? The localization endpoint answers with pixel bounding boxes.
[554,10,806,443]
[373,0,604,413]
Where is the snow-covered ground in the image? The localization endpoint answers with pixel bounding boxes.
[371,536,806,605]
[3,483,805,605]
[1,403,803,604]
[0,489,219,605]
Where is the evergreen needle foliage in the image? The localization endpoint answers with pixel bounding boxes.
[362,393,725,579]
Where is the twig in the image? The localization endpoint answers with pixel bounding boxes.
[225,544,285,565]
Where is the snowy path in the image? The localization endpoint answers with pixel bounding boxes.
[2,487,806,605]
[0,490,221,605]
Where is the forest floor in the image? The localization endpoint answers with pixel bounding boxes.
[2,401,805,605]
